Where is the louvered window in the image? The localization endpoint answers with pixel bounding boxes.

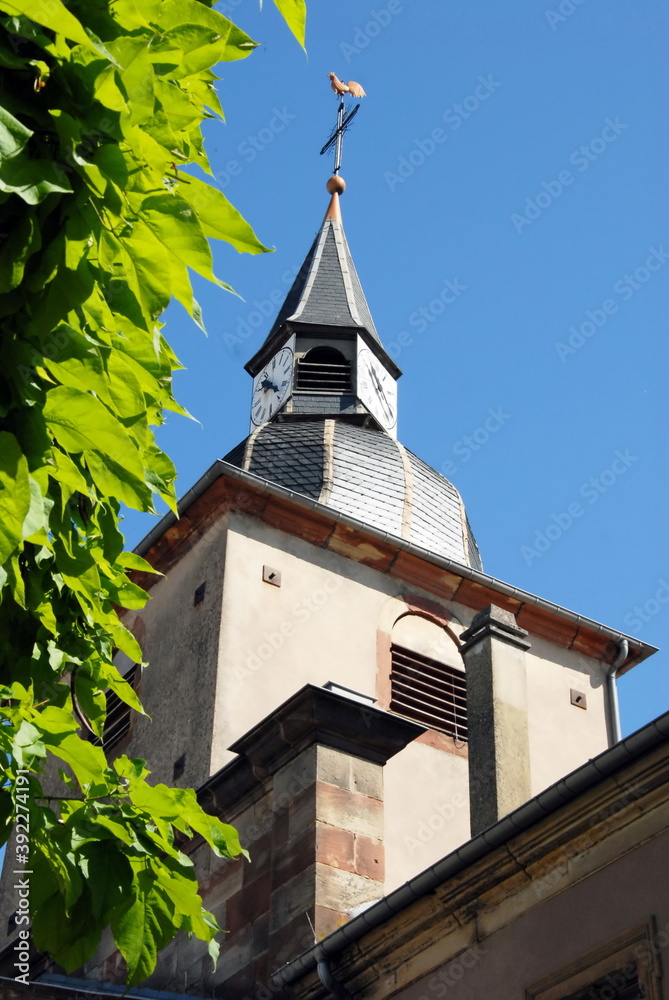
[390,644,467,740]
[295,346,352,393]
[90,664,139,755]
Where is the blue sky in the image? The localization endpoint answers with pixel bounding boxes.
[121,0,668,737]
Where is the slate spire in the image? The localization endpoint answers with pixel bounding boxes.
[245,178,397,378]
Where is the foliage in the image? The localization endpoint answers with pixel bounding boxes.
[0,0,304,985]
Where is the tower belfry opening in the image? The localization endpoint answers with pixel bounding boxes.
[295,346,352,393]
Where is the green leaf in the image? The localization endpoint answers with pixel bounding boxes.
[111,867,176,986]
[12,720,46,768]
[79,840,134,921]
[0,431,31,565]
[138,192,226,286]
[86,450,153,512]
[109,579,148,610]
[48,450,90,508]
[44,386,146,482]
[102,665,145,715]
[32,891,102,972]
[0,207,40,292]
[179,176,271,255]
[0,0,117,58]
[0,153,74,204]
[122,220,175,322]
[155,1,259,69]
[271,0,307,48]
[116,551,159,575]
[38,712,108,790]
[23,474,49,542]
[0,105,32,158]
[110,622,144,663]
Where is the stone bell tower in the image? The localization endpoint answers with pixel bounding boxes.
[0,163,654,996]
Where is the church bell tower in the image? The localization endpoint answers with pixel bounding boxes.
[1,83,653,1000]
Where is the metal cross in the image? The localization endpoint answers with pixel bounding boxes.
[320,94,360,174]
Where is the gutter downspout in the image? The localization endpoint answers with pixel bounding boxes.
[316,960,354,1000]
[606,639,628,745]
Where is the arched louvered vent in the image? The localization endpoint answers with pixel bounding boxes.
[89,663,140,755]
[388,616,467,741]
[390,645,468,741]
[295,346,352,394]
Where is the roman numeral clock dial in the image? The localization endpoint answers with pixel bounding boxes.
[357,347,397,434]
[251,346,294,426]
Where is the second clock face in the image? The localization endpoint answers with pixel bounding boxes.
[251,347,294,426]
[358,347,397,432]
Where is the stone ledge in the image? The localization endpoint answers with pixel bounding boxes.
[228,684,425,773]
[197,685,424,825]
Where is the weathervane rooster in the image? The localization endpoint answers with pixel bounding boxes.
[321,73,367,175]
[328,72,366,98]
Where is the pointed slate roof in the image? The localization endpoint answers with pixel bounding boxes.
[245,187,398,376]
[266,213,380,342]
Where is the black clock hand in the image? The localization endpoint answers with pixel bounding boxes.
[369,366,384,395]
[369,366,392,413]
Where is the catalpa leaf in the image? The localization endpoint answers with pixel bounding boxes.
[116,551,160,575]
[44,386,146,483]
[179,176,272,255]
[31,891,102,972]
[0,431,31,565]
[86,450,153,512]
[0,0,117,59]
[111,868,176,986]
[79,840,134,922]
[0,104,32,158]
[12,720,46,767]
[271,0,306,48]
[42,731,108,791]
[138,192,222,286]
[156,0,258,64]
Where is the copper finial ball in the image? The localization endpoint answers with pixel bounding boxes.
[326,175,346,195]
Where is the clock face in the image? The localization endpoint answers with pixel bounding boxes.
[357,347,397,433]
[251,346,294,426]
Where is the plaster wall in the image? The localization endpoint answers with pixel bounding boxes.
[118,515,230,790]
[525,638,610,796]
[212,514,479,892]
[212,512,406,770]
[383,743,470,891]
